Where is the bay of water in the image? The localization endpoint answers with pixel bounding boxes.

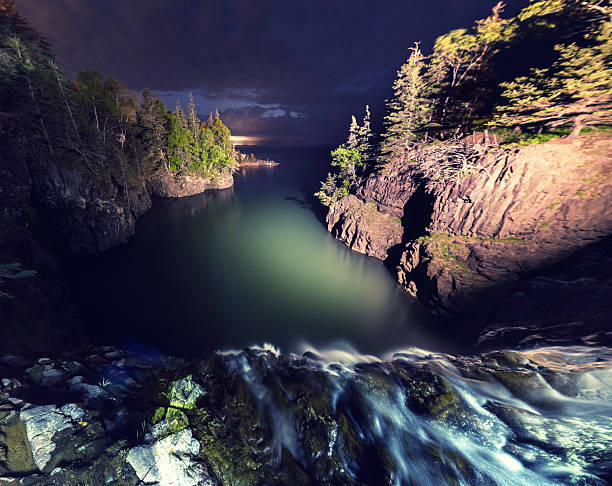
[65,146,461,357]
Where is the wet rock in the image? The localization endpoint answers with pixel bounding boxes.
[127,429,213,486]
[0,355,31,369]
[151,408,189,439]
[67,376,105,401]
[20,403,84,472]
[26,362,66,387]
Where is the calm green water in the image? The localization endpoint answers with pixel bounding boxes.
[66,147,455,356]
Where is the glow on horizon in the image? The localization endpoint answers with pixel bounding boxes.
[231,135,264,145]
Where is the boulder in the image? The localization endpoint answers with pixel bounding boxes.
[126,429,213,486]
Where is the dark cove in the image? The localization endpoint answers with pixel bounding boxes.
[63,147,467,357]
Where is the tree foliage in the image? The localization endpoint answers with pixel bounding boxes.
[493,9,612,135]
[315,110,368,206]
[315,0,611,207]
[381,43,430,159]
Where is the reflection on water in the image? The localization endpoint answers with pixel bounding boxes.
[65,147,458,357]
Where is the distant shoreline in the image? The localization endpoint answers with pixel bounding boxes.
[238,159,280,167]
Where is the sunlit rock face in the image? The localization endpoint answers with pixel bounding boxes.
[1,344,610,485]
[327,195,403,261]
[326,134,612,321]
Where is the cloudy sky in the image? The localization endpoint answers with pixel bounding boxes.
[16,0,528,145]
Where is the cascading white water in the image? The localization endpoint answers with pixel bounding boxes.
[220,344,612,485]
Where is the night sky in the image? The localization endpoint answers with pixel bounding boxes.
[16,0,528,145]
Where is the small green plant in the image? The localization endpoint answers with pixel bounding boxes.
[136,420,147,441]
[98,377,111,387]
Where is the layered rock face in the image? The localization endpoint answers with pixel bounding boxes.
[326,133,612,320]
[29,157,152,253]
[327,195,403,260]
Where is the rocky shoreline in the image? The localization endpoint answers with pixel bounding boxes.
[325,133,612,328]
[1,343,610,485]
[238,159,279,168]
[147,169,234,199]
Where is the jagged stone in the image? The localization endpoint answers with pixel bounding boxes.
[327,195,403,260]
[20,404,84,472]
[167,375,205,410]
[126,429,213,486]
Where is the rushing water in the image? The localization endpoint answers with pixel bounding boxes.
[217,343,612,485]
[65,146,464,357]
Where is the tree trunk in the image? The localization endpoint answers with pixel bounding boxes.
[568,116,585,139]
[51,62,80,141]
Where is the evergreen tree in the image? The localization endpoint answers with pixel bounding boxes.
[186,92,201,143]
[357,105,373,163]
[380,43,430,160]
[137,88,167,169]
[315,173,347,207]
[346,115,360,149]
[175,100,188,129]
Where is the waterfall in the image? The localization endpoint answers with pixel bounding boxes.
[218,344,612,485]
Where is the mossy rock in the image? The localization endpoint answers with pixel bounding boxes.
[482,351,530,368]
[396,367,462,421]
[167,374,205,410]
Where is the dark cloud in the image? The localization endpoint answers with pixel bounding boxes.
[15,0,528,144]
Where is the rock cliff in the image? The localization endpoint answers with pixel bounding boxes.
[325,132,612,321]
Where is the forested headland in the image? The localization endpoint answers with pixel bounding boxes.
[0,0,236,200]
[317,0,611,204]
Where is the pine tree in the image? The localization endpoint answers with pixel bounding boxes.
[346,115,360,149]
[357,105,373,162]
[175,100,187,128]
[315,173,346,207]
[186,92,201,143]
[137,88,167,170]
[380,43,430,160]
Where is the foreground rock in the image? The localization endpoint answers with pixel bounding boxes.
[0,344,610,485]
